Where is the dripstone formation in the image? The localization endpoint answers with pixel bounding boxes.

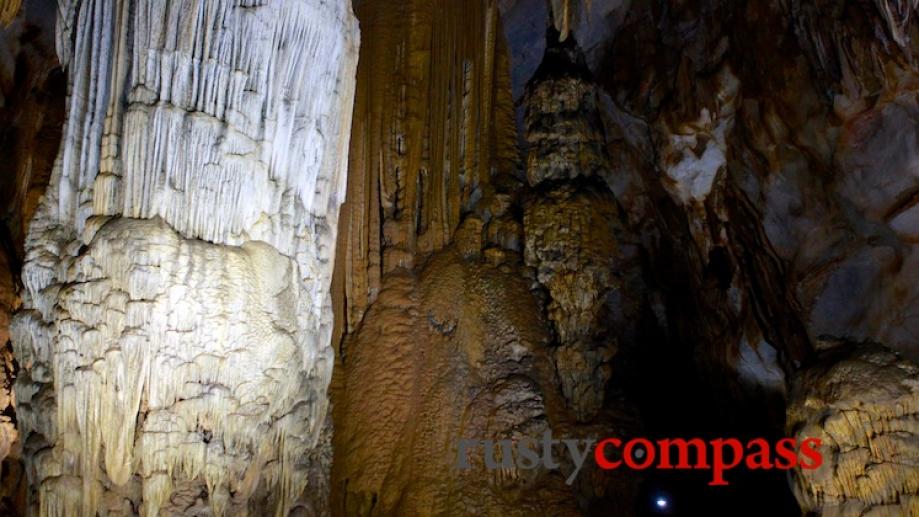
[522,29,625,423]
[8,1,359,514]
[0,0,917,515]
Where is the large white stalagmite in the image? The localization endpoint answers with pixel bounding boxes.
[11,0,359,515]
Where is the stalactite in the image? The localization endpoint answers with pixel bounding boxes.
[11,1,359,514]
[521,28,624,422]
[548,0,577,41]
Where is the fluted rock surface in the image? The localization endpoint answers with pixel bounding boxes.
[331,1,647,512]
[333,0,518,339]
[787,342,919,515]
[11,1,359,514]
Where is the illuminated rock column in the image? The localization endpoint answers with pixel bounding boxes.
[11,1,359,514]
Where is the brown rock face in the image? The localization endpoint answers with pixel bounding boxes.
[524,182,620,346]
[333,248,580,515]
[787,343,919,515]
[332,4,640,514]
[330,2,586,513]
[522,32,609,187]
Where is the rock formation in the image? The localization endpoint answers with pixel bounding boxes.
[8,0,359,514]
[333,0,518,340]
[330,0,558,512]
[0,2,63,513]
[498,0,918,513]
[521,28,625,423]
[0,0,917,515]
[333,249,581,515]
[332,6,641,513]
[787,342,919,515]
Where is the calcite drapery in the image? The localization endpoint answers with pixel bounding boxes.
[11,0,359,514]
[333,0,518,339]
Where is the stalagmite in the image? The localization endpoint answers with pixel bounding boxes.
[11,0,359,514]
[2,0,917,514]
[787,342,919,515]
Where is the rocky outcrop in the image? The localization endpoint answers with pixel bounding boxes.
[10,1,359,514]
[787,342,919,515]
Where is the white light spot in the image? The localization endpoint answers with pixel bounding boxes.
[655,496,669,509]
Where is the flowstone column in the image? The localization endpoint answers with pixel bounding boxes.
[11,1,359,514]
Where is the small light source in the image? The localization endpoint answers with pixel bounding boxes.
[655,496,669,510]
